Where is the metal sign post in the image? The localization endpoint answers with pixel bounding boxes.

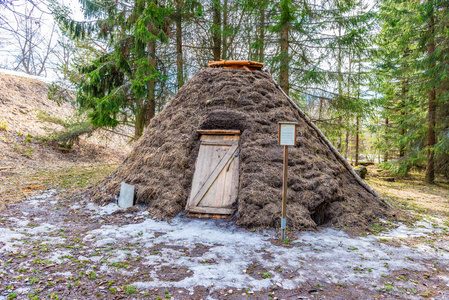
[278,122,298,241]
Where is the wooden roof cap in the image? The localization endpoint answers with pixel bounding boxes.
[208,60,264,71]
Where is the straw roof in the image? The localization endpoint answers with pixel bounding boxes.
[91,68,394,230]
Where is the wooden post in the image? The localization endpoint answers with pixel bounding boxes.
[281,145,288,240]
[278,121,297,241]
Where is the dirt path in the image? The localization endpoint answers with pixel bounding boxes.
[0,187,448,300]
[368,176,449,216]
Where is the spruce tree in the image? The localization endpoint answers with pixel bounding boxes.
[53,0,172,138]
[374,0,449,179]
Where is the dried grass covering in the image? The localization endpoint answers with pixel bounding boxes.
[92,68,394,230]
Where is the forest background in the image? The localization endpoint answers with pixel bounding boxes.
[1,0,448,183]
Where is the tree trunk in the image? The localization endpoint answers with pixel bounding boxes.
[135,100,145,140]
[212,0,222,60]
[344,130,349,159]
[135,39,157,140]
[355,117,359,166]
[336,23,343,153]
[146,39,156,126]
[355,60,361,166]
[399,83,406,157]
[426,88,436,183]
[222,0,228,59]
[345,55,351,159]
[425,7,436,184]
[338,23,342,99]
[279,3,289,95]
[248,26,252,60]
[337,136,342,153]
[175,0,184,90]
[318,97,323,121]
[259,3,265,62]
[384,117,389,162]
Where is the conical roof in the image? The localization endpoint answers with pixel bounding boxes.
[92,68,394,230]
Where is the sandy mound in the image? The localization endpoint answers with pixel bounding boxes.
[91,68,394,230]
[0,74,73,136]
[0,73,132,175]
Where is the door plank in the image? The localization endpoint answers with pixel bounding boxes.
[220,156,235,207]
[229,149,239,208]
[188,136,228,205]
[213,158,227,207]
[201,141,238,146]
[197,129,241,135]
[187,138,226,210]
[188,143,211,201]
[189,207,235,215]
[189,144,238,208]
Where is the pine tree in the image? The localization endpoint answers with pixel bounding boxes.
[374,0,449,179]
[54,0,172,138]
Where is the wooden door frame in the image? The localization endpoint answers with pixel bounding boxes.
[186,129,240,216]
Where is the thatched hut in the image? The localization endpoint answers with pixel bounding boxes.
[92,62,393,230]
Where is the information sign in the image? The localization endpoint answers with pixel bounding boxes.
[278,122,298,146]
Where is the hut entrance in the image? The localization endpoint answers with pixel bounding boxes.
[186,130,240,217]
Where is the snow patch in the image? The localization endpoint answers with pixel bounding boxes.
[85,202,121,216]
[79,210,449,292]
[26,189,58,205]
[53,271,73,278]
[378,221,440,239]
[0,227,25,252]
[0,68,55,83]
[70,204,81,210]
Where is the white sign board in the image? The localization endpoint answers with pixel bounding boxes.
[118,182,135,208]
[278,123,297,146]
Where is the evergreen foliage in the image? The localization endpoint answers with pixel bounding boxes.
[44,0,449,181]
[53,0,173,138]
[36,110,93,148]
[373,0,449,179]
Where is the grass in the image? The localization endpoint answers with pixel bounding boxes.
[0,163,118,208]
[0,121,8,131]
[12,141,34,158]
[7,292,17,299]
[383,283,394,291]
[29,277,40,284]
[125,285,137,295]
[262,272,271,279]
[367,169,449,221]
[31,163,118,190]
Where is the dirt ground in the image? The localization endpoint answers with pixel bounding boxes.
[0,72,132,206]
[0,165,448,300]
[366,169,449,217]
[1,73,448,299]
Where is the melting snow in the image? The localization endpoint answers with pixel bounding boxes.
[1,190,448,295]
[85,202,121,216]
[0,227,24,252]
[82,209,449,292]
[0,68,55,84]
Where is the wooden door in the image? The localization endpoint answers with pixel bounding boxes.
[186,130,240,216]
